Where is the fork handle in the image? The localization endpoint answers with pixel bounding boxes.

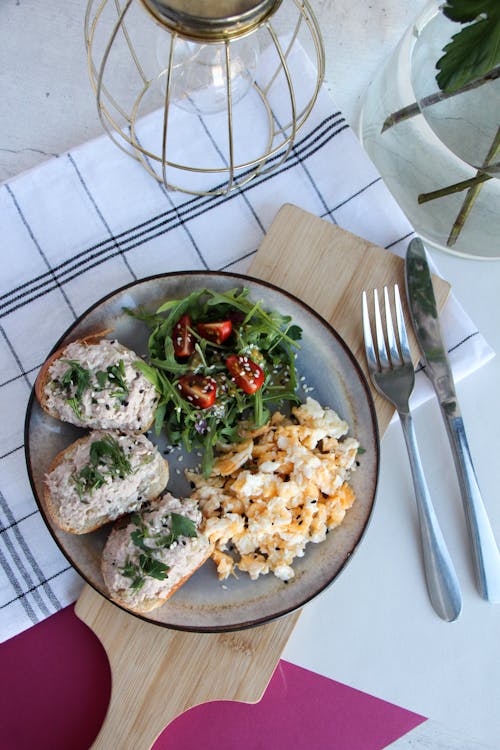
[442,413,500,602]
[398,411,463,622]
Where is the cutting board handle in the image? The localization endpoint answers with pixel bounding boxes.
[75,586,299,750]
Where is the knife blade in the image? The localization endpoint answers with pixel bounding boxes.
[405,237,500,602]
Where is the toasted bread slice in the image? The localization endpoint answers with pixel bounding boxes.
[35,332,158,432]
[102,493,212,613]
[44,431,169,534]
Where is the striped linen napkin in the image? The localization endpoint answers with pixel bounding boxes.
[0,51,493,643]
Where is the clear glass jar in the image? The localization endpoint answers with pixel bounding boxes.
[358,1,500,259]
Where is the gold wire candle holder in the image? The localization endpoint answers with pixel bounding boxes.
[85,0,325,195]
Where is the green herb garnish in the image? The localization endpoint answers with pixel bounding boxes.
[59,360,91,420]
[120,511,196,591]
[120,555,170,592]
[126,287,302,476]
[95,359,129,403]
[71,434,132,499]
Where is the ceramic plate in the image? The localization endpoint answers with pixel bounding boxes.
[25,271,379,632]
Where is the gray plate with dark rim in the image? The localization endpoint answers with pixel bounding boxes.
[25,271,379,632]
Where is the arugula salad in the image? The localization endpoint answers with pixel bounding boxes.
[127,287,302,475]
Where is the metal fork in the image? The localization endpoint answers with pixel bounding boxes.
[362,284,462,622]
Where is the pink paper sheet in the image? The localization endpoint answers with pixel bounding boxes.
[1,605,426,749]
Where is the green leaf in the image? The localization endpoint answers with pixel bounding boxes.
[442,0,498,23]
[95,370,108,389]
[131,529,151,552]
[132,286,302,476]
[123,305,164,327]
[71,434,133,498]
[436,2,500,92]
[170,512,198,539]
[134,360,163,390]
[286,324,303,342]
[139,555,170,580]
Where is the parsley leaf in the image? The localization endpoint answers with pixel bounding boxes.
[59,360,91,419]
[120,554,170,591]
[436,1,500,92]
[71,434,132,499]
[120,511,197,593]
[139,554,170,580]
[170,512,197,539]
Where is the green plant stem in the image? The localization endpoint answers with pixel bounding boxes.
[447,126,500,247]
[418,173,492,203]
[381,66,500,133]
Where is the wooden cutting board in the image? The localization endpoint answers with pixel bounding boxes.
[75,203,450,749]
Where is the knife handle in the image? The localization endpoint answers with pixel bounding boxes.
[399,411,462,622]
[442,413,500,602]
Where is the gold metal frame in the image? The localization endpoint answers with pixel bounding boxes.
[85,0,325,196]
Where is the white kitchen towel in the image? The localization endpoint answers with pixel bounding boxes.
[0,51,494,642]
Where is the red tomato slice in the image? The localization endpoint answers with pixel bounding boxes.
[177,374,217,409]
[172,314,195,358]
[197,320,232,345]
[226,354,265,395]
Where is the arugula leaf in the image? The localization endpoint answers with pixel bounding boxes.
[123,305,163,327]
[123,287,302,475]
[436,1,500,92]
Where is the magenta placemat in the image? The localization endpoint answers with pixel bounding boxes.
[1,606,425,750]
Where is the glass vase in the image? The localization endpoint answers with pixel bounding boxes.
[358,1,500,260]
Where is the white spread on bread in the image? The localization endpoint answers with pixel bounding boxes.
[43,339,157,431]
[45,431,168,533]
[101,493,212,612]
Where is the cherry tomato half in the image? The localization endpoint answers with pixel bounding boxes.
[197,320,232,345]
[172,314,195,358]
[176,374,217,409]
[226,354,265,395]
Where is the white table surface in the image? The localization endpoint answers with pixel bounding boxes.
[2,1,499,748]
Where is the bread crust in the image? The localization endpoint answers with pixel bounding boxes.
[44,432,169,534]
[35,330,156,433]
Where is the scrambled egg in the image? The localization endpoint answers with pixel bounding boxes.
[188,398,359,582]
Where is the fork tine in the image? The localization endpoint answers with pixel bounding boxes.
[384,286,401,365]
[362,291,378,371]
[374,289,390,368]
[394,283,412,364]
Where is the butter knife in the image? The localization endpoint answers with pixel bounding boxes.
[405,237,500,602]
